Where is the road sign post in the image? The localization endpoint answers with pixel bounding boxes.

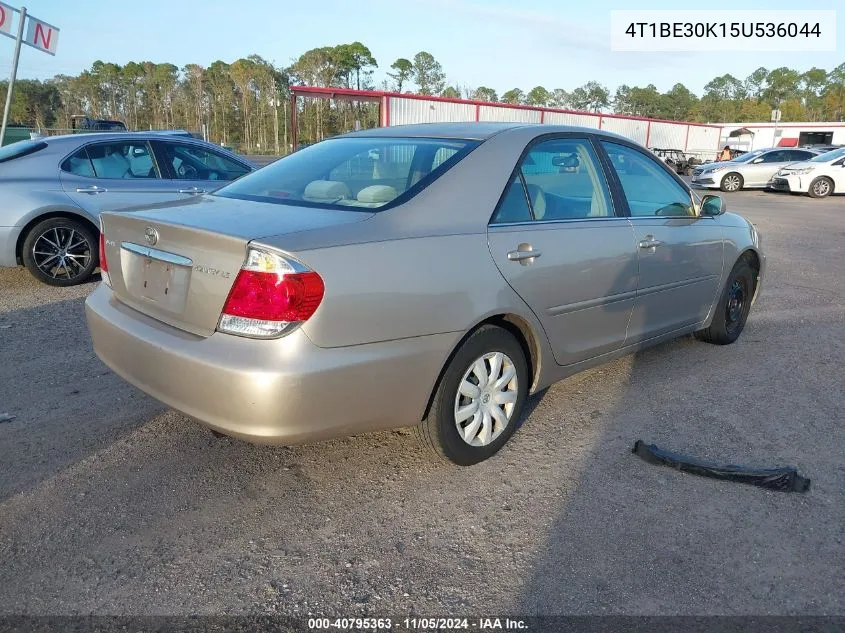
[0,3,59,146]
[0,4,26,146]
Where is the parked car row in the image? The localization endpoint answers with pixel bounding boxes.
[690,146,845,198]
[0,132,255,286]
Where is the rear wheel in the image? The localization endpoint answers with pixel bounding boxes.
[416,325,528,465]
[21,217,99,287]
[696,260,755,345]
[808,177,833,199]
[720,172,743,192]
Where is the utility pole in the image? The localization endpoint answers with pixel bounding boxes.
[272,75,279,156]
[1,5,27,146]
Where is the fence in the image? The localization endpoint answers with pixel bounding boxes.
[291,87,724,161]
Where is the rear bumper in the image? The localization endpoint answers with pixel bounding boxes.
[0,226,22,267]
[85,284,456,444]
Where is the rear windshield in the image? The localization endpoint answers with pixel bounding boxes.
[0,140,48,163]
[214,136,479,210]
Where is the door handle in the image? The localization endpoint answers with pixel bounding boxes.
[507,243,542,264]
[76,186,107,194]
[178,187,205,195]
[638,236,663,250]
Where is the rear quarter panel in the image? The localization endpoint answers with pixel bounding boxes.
[0,141,94,266]
[292,233,542,349]
[0,187,91,267]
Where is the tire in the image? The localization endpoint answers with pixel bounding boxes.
[696,259,755,345]
[720,172,744,192]
[416,325,529,466]
[21,217,99,287]
[808,177,833,199]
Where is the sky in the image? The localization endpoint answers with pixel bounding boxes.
[1,0,842,97]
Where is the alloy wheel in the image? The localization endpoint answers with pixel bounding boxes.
[31,227,93,281]
[723,174,741,192]
[813,180,831,197]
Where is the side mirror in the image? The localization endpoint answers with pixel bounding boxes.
[752,158,764,164]
[700,194,726,216]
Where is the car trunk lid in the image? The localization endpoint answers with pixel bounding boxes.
[101,196,373,337]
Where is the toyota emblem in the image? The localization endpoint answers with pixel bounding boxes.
[144,226,159,246]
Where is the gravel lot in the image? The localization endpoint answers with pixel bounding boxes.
[0,189,843,617]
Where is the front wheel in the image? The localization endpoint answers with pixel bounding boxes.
[416,325,529,465]
[720,172,744,192]
[808,177,833,199]
[696,260,755,345]
[21,217,99,287]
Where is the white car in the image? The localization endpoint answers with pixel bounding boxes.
[769,148,845,198]
[690,148,820,192]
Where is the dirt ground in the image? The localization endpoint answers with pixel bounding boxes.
[0,189,843,617]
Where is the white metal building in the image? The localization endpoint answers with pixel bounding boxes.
[719,122,845,152]
[291,87,723,160]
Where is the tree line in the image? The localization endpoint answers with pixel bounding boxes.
[1,43,843,153]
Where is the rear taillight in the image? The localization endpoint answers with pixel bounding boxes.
[218,248,324,339]
[98,232,110,286]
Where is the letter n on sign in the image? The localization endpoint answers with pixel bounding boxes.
[25,16,59,55]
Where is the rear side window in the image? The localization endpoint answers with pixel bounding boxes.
[61,148,96,177]
[62,142,159,179]
[0,140,48,163]
[493,175,533,224]
[492,138,614,223]
[215,137,479,210]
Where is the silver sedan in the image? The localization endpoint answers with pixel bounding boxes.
[691,147,821,192]
[0,133,253,286]
[85,123,765,465]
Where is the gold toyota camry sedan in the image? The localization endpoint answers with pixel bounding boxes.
[86,123,764,465]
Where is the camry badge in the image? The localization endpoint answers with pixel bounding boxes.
[144,226,159,246]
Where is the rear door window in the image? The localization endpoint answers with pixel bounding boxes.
[61,148,96,177]
[495,138,614,221]
[62,142,160,179]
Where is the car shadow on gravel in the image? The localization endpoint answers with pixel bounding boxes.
[0,293,165,502]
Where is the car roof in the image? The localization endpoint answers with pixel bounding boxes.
[338,122,638,144]
[339,122,527,140]
[40,131,196,145]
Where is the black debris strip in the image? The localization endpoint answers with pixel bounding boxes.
[632,440,811,493]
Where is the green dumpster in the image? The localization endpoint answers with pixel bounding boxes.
[1,126,33,147]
